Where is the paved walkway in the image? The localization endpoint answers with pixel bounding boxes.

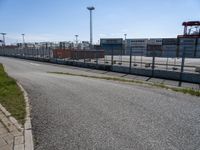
[0,110,24,150]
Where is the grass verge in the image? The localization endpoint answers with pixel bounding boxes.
[0,64,26,125]
[48,71,200,97]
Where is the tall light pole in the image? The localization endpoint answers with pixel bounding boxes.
[22,34,25,45]
[1,33,6,46]
[87,6,95,49]
[124,33,127,55]
[75,35,79,45]
[124,34,127,40]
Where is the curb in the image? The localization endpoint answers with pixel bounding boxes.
[0,103,23,131]
[17,82,34,150]
[0,82,34,150]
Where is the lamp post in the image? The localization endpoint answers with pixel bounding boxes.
[0,33,6,56]
[1,33,6,46]
[87,6,95,49]
[75,35,79,45]
[22,34,25,46]
[124,34,127,40]
[21,34,26,57]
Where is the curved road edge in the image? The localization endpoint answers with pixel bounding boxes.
[17,82,34,150]
[0,82,34,150]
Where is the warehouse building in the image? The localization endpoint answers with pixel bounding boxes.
[100,38,124,55]
[125,39,148,56]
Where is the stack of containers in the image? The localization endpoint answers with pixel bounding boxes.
[125,39,148,56]
[178,38,196,58]
[162,38,177,57]
[147,38,162,57]
[100,38,124,55]
[124,39,130,55]
[196,38,200,58]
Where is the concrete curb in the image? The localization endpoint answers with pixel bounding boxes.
[0,82,34,150]
[17,82,34,150]
[0,103,23,131]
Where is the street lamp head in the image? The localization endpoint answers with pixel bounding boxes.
[87,6,95,10]
[1,33,6,35]
[124,34,127,40]
[22,34,25,36]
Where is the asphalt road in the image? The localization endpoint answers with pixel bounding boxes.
[0,57,200,150]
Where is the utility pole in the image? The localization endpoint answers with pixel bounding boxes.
[22,34,25,47]
[0,33,6,56]
[75,35,78,45]
[1,33,6,46]
[87,6,95,49]
[124,34,127,40]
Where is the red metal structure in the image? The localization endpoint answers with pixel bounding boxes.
[53,48,104,59]
[178,21,200,38]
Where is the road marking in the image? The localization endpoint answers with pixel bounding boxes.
[30,63,40,66]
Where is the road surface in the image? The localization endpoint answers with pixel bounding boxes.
[0,57,200,150]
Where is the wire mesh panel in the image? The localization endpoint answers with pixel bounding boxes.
[0,39,199,84]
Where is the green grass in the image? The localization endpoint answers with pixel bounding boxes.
[0,64,26,125]
[49,71,200,97]
[171,87,200,96]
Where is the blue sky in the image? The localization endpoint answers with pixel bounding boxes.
[0,0,200,44]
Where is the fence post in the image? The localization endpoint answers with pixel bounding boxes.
[26,47,28,58]
[76,50,78,61]
[84,49,86,63]
[140,52,143,68]
[96,50,99,65]
[42,46,43,60]
[48,47,51,61]
[36,48,38,60]
[179,48,185,87]
[22,47,24,58]
[2,46,4,56]
[129,48,132,73]
[111,46,114,70]
[31,47,32,58]
[166,57,169,70]
[4,47,6,56]
[3,45,5,56]
[152,55,155,77]
[24,47,25,58]
[96,50,98,66]
[45,43,48,61]
[25,47,27,58]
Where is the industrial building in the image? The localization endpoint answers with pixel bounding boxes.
[101,21,200,58]
[125,39,148,56]
[100,38,124,55]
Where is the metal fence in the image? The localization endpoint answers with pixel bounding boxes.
[0,46,200,84]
